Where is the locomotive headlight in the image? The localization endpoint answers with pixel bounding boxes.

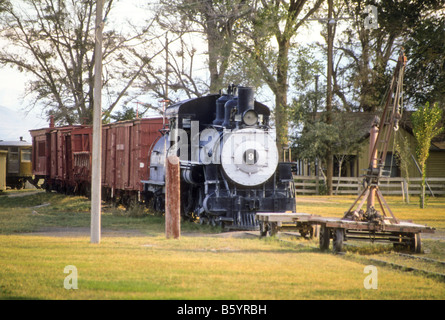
[242,109,258,126]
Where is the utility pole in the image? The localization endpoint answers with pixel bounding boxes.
[165,32,169,101]
[91,0,104,244]
[326,0,334,196]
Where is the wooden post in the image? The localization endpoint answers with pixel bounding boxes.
[401,181,405,202]
[165,155,180,239]
[404,178,410,204]
[91,0,104,244]
[367,125,379,210]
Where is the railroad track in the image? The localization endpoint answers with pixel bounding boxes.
[367,257,445,282]
[394,252,445,266]
[255,231,445,282]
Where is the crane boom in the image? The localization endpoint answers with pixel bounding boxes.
[343,51,407,224]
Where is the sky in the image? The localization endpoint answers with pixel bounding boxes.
[0,69,47,142]
[0,0,152,142]
[0,0,326,143]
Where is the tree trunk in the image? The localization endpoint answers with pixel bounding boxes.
[274,37,290,161]
[421,166,426,209]
[421,183,425,209]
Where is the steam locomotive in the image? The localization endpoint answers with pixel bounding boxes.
[143,86,296,230]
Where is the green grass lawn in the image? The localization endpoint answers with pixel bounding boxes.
[0,190,444,300]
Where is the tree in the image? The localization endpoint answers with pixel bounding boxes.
[394,133,412,203]
[241,0,323,160]
[110,105,137,122]
[158,0,252,95]
[331,0,444,112]
[404,15,445,109]
[291,111,363,194]
[411,102,444,208]
[0,0,160,125]
[292,119,338,187]
[332,114,363,194]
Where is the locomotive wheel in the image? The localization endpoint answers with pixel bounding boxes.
[333,228,344,253]
[154,196,164,212]
[199,216,208,225]
[319,225,330,251]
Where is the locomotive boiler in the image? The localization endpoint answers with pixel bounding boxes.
[142,86,296,230]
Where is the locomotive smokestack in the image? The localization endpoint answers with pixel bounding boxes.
[213,85,233,126]
[237,86,255,115]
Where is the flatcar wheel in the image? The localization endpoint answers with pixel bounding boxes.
[411,233,422,253]
[311,225,320,239]
[333,228,344,253]
[259,222,268,237]
[319,225,330,251]
[267,222,278,237]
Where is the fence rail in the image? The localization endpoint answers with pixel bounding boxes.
[293,176,445,197]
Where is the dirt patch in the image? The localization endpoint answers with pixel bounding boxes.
[6,191,44,198]
[422,230,445,241]
[295,196,336,203]
[19,226,445,241]
[20,227,147,238]
[19,227,262,239]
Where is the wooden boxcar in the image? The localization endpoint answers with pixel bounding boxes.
[101,118,164,205]
[30,117,163,204]
[30,125,88,192]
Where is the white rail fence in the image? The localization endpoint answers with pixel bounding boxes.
[294,176,445,197]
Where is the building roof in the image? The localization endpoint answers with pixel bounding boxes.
[0,139,31,147]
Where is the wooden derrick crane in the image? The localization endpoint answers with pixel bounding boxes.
[257,52,434,253]
[343,51,407,224]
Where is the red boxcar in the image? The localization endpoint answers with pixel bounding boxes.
[70,126,93,193]
[102,118,163,204]
[30,124,88,192]
[30,127,49,178]
[30,117,163,205]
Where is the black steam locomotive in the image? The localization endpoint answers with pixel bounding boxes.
[142,86,295,230]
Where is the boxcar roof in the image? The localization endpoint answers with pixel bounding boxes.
[0,140,32,147]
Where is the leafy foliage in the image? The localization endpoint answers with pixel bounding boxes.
[0,0,160,125]
[412,102,444,208]
[404,16,445,108]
